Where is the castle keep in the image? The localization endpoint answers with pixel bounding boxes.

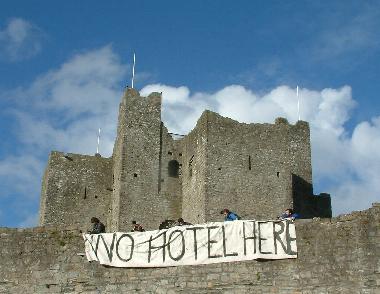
[2,88,379,293]
[39,88,331,231]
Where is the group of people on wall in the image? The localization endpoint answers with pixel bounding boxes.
[88,217,193,234]
[88,208,298,234]
[220,208,298,221]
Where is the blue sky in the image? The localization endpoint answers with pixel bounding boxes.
[1,1,379,227]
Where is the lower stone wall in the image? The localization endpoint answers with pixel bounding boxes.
[0,204,379,294]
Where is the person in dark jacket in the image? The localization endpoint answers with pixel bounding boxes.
[89,217,105,234]
[279,208,299,220]
[177,218,192,226]
[159,219,176,230]
[131,220,145,232]
[220,208,240,221]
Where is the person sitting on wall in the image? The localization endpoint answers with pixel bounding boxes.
[88,217,106,234]
[159,219,176,230]
[279,208,299,221]
[220,208,240,221]
[177,218,192,226]
[131,220,145,232]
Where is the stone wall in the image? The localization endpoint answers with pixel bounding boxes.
[158,124,183,222]
[39,151,113,232]
[109,89,129,231]
[180,111,209,225]
[204,113,294,221]
[1,204,379,293]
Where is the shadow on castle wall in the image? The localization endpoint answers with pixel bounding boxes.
[292,174,332,218]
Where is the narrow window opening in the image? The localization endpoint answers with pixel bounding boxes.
[134,173,138,177]
[248,156,252,170]
[218,167,222,170]
[277,172,280,177]
[84,187,87,199]
[189,155,194,177]
[168,151,173,155]
[95,195,98,199]
[179,153,182,156]
[168,160,180,178]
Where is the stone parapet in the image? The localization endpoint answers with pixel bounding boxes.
[1,204,379,293]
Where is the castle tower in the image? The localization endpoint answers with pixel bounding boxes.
[179,112,330,223]
[109,88,178,231]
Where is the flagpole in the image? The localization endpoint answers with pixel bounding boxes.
[96,128,101,154]
[132,53,136,89]
[297,86,300,121]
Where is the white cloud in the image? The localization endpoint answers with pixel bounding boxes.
[0,155,43,196]
[0,18,44,62]
[10,45,126,156]
[333,117,380,212]
[142,84,356,134]
[0,155,43,227]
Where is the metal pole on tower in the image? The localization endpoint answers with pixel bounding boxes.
[96,128,101,154]
[131,53,136,89]
[297,86,301,121]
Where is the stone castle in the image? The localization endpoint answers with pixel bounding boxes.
[1,88,379,293]
[39,88,331,232]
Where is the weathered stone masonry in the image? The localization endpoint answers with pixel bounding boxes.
[39,88,331,232]
[39,152,113,230]
[1,204,379,293]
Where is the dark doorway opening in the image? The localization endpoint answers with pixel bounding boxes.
[168,160,180,178]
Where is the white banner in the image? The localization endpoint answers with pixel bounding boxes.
[83,220,297,268]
